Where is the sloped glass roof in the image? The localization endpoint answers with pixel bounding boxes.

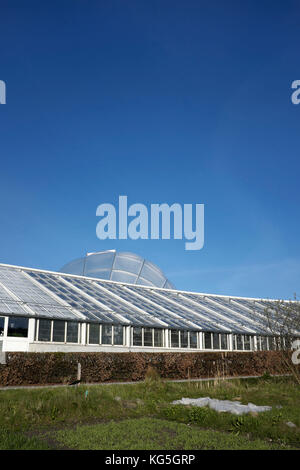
[0,262,298,336]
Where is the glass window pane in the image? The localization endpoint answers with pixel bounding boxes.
[269,337,276,350]
[67,322,79,343]
[181,331,188,348]
[276,336,282,350]
[213,333,220,349]
[190,332,197,348]
[236,334,243,350]
[113,325,123,345]
[261,336,268,350]
[53,320,65,342]
[38,319,51,341]
[144,327,153,347]
[7,317,28,338]
[102,325,112,344]
[204,332,212,349]
[0,317,4,337]
[133,327,142,346]
[89,324,100,344]
[220,334,228,350]
[154,329,163,347]
[171,330,179,348]
[244,335,251,350]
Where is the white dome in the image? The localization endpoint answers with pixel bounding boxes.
[60,250,175,289]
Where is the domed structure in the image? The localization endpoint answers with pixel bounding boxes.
[59,250,175,289]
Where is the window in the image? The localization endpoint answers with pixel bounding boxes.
[89,324,100,344]
[67,322,79,343]
[220,334,228,350]
[144,327,153,347]
[133,327,142,346]
[204,332,212,349]
[7,317,28,338]
[102,325,112,344]
[236,334,243,350]
[113,325,123,345]
[53,321,65,342]
[0,317,4,337]
[275,336,283,350]
[38,319,51,341]
[154,329,163,347]
[181,331,189,348]
[244,335,251,351]
[261,336,268,350]
[190,332,198,348]
[213,333,220,349]
[170,330,179,348]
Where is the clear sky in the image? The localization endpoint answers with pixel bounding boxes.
[0,0,299,299]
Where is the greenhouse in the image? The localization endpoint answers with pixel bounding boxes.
[0,260,299,353]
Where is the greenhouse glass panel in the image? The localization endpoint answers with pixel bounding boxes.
[89,324,100,344]
[190,331,198,348]
[213,333,220,349]
[170,330,179,348]
[110,271,138,284]
[38,319,51,341]
[133,327,142,346]
[220,334,228,350]
[154,329,163,347]
[236,334,243,350]
[256,336,262,351]
[7,317,28,338]
[204,332,212,349]
[113,252,143,274]
[181,331,189,348]
[113,325,123,345]
[139,261,166,287]
[67,322,79,343]
[261,336,268,350]
[144,327,153,346]
[102,325,112,344]
[53,321,65,342]
[85,251,114,277]
[268,337,276,351]
[244,335,251,350]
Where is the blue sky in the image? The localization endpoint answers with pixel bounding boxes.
[0,0,299,299]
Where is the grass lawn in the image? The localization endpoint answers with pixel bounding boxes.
[0,375,299,450]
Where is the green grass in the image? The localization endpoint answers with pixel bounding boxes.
[0,429,50,450]
[54,417,282,450]
[0,376,299,450]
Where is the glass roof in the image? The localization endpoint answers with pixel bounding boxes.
[0,263,297,336]
[60,250,175,289]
